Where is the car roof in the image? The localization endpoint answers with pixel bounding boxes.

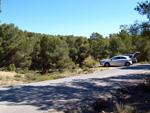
[120,54,133,56]
[113,55,130,58]
[116,55,129,57]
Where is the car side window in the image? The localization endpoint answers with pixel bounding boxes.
[120,57,126,59]
[113,57,120,60]
[116,57,120,59]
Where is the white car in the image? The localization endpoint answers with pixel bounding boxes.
[119,52,140,63]
[100,56,132,67]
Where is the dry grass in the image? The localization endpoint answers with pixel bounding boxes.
[0,71,25,87]
[0,66,109,87]
[78,66,109,75]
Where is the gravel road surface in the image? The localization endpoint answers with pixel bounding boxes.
[0,64,150,113]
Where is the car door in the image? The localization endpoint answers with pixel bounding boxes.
[110,57,121,66]
[119,57,127,65]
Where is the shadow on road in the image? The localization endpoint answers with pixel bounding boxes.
[120,64,150,70]
[0,71,150,111]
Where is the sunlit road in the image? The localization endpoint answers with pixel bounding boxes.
[0,64,150,113]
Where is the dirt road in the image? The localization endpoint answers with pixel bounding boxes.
[0,64,150,113]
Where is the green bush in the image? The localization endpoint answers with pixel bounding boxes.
[83,67,89,71]
[8,64,16,71]
[14,74,22,78]
[83,56,96,68]
[25,74,36,81]
[16,68,29,74]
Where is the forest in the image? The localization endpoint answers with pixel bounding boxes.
[0,1,150,74]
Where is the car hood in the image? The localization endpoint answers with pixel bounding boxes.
[100,59,111,62]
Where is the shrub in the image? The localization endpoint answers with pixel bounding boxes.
[83,56,96,68]
[25,74,36,81]
[69,66,79,73]
[16,68,29,74]
[115,103,137,113]
[14,74,23,81]
[14,74,22,78]
[15,78,21,81]
[7,64,16,71]
[83,67,89,71]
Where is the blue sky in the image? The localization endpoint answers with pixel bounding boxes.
[0,0,148,38]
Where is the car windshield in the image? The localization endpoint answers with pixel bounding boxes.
[110,56,118,60]
[110,57,115,60]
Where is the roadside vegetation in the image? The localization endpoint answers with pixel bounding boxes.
[0,1,150,84]
[140,61,150,64]
[112,77,150,113]
[0,64,108,87]
[65,76,150,113]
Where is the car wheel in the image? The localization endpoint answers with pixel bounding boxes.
[125,62,130,66]
[104,62,110,67]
